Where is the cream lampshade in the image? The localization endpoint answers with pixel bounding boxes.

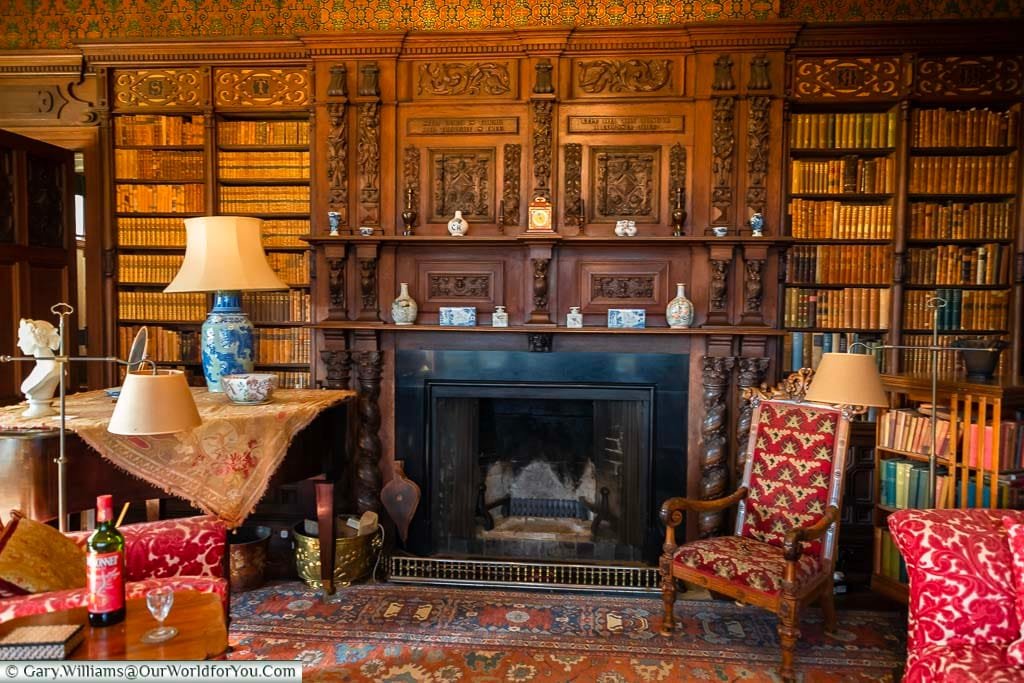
[165,216,287,293]
[108,369,202,435]
[804,352,889,408]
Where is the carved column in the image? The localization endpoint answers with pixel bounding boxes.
[734,357,769,484]
[356,63,381,228]
[710,95,736,229]
[402,145,420,235]
[530,59,555,201]
[707,244,733,325]
[320,349,352,390]
[563,143,583,232]
[669,143,687,236]
[700,355,734,538]
[501,144,522,231]
[746,95,770,224]
[326,64,349,227]
[352,351,383,515]
[741,244,769,326]
[528,257,552,324]
[324,242,348,320]
[354,240,380,321]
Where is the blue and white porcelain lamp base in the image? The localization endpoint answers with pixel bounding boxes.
[201,290,256,392]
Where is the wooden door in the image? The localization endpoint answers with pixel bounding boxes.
[0,129,77,405]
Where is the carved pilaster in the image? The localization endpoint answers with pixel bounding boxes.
[563,143,583,229]
[402,145,420,235]
[528,257,551,324]
[669,143,687,236]
[501,143,521,231]
[326,71,349,225]
[320,349,352,390]
[711,96,736,227]
[708,257,731,324]
[358,257,378,321]
[352,350,383,515]
[327,256,347,317]
[357,101,380,226]
[734,357,769,484]
[746,95,770,220]
[531,99,554,200]
[742,259,765,324]
[700,355,735,538]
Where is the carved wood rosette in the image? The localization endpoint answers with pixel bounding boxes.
[357,101,381,226]
[528,257,552,324]
[531,99,554,200]
[710,97,736,227]
[700,355,735,538]
[563,143,583,229]
[326,102,349,222]
[352,350,383,515]
[112,68,207,109]
[734,357,769,486]
[357,257,379,321]
[501,144,521,230]
[320,349,352,390]
[915,56,1023,97]
[746,95,770,220]
[793,57,901,100]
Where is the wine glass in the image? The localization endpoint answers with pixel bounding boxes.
[141,586,178,644]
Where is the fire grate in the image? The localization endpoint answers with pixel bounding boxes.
[507,497,588,519]
[387,555,660,593]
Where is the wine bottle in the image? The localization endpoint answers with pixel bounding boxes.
[87,494,126,627]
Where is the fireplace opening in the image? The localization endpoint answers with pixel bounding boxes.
[432,388,650,562]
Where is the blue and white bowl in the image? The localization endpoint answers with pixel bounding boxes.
[221,373,278,405]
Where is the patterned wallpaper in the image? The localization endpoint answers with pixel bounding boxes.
[1,0,1020,50]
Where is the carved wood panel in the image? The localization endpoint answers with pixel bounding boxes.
[579,261,669,311]
[710,97,735,226]
[531,99,553,200]
[792,57,902,99]
[416,61,516,99]
[416,260,503,309]
[112,68,206,109]
[746,95,770,219]
[591,146,660,223]
[501,144,521,229]
[429,148,495,223]
[0,84,95,125]
[563,143,583,228]
[326,102,348,220]
[572,58,677,98]
[915,56,1024,97]
[358,102,380,226]
[213,68,310,107]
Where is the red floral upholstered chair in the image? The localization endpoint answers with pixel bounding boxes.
[659,371,853,681]
[0,515,227,623]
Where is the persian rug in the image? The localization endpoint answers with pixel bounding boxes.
[228,582,905,682]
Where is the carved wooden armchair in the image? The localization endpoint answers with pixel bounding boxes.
[659,369,853,681]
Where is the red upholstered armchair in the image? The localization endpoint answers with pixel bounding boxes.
[0,516,227,623]
[889,508,1024,683]
[659,379,853,682]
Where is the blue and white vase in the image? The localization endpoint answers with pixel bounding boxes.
[665,283,694,329]
[201,291,255,392]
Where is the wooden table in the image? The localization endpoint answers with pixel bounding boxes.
[0,591,227,660]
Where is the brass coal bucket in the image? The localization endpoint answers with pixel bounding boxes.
[293,519,383,588]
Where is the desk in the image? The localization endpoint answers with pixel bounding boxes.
[0,389,356,592]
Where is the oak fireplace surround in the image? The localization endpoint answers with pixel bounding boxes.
[395,349,687,566]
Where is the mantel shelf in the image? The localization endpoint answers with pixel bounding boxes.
[312,321,787,335]
[303,234,791,246]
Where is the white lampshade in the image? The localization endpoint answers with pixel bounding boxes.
[108,370,202,435]
[804,352,889,408]
[164,216,287,292]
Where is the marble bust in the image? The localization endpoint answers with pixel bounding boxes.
[18,318,61,418]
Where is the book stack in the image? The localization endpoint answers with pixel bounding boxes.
[786,245,892,284]
[274,370,311,389]
[114,114,205,146]
[909,156,1017,194]
[118,254,184,284]
[118,325,196,362]
[219,151,310,179]
[998,419,1024,471]
[911,107,1018,148]
[908,200,1014,240]
[878,408,951,457]
[115,184,204,213]
[906,244,1010,285]
[261,219,310,248]
[790,156,895,194]
[903,289,1008,331]
[255,328,312,364]
[878,530,908,583]
[788,200,892,238]
[879,458,948,508]
[789,111,898,149]
[266,252,309,286]
[784,287,891,329]
[898,333,1009,378]
[243,290,311,323]
[218,185,310,214]
[784,331,882,372]
[118,291,206,321]
[218,120,310,145]
[114,149,204,180]
[118,217,187,247]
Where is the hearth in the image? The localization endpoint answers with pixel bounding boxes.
[394,350,687,584]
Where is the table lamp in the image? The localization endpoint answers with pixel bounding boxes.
[164,216,287,392]
[805,352,889,411]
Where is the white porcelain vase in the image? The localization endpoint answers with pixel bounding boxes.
[447,210,469,237]
[391,282,418,325]
[666,283,694,329]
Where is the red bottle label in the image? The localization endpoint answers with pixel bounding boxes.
[87,551,124,614]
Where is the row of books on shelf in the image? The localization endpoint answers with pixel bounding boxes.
[218,185,310,214]
[218,120,309,146]
[908,156,1017,194]
[115,184,204,214]
[114,150,204,181]
[787,200,892,240]
[905,243,1010,286]
[878,531,907,584]
[255,328,311,364]
[879,409,951,457]
[879,459,950,508]
[218,151,310,179]
[785,245,891,285]
[260,219,310,247]
[903,289,1008,331]
[242,290,311,323]
[899,334,1008,378]
[114,115,205,147]
[266,252,309,286]
[118,254,183,284]
[118,217,309,249]
[783,287,891,330]
[119,325,195,363]
[118,291,206,322]
[785,331,883,373]
[910,107,1018,149]
[274,370,312,389]
[908,200,1015,240]
[789,111,897,150]
[790,157,894,195]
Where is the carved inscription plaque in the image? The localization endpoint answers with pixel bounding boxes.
[592,147,660,223]
[430,148,495,223]
[407,117,519,136]
[568,116,685,133]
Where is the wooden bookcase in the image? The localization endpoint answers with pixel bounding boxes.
[871,374,1024,603]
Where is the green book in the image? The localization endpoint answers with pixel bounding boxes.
[895,460,913,509]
